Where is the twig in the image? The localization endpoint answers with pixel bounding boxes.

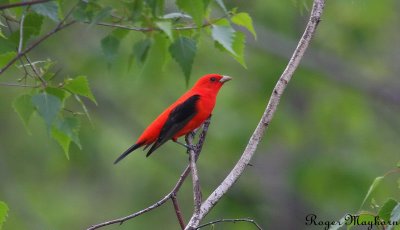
[24,54,46,87]
[0,0,79,76]
[0,0,51,11]
[185,0,325,229]
[18,11,26,53]
[171,193,186,230]
[196,218,263,230]
[86,119,212,230]
[186,132,202,215]
[0,82,39,88]
[94,16,226,32]
[0,20,75,75]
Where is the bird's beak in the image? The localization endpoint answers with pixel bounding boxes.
[219,75,232,83]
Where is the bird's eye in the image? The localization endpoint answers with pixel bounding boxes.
[210,77,217,82]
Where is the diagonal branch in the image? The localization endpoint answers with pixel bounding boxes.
[0,0,51,11]
[184,0,326,229]
[0,21,75,75]
[86,118,212,230]
[0,1,78,76]
[171,193,186,230]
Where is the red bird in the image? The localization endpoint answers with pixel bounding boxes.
[114,74,232,164]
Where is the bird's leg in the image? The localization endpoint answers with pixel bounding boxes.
[173,139,195,153]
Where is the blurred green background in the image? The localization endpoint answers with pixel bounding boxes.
[1,0,400,229]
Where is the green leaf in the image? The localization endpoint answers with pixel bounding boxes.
[328,214,349,230]
[214,0,228,13]
[378,199,398,222]
[131,39,151,64]
[8,13,43,49]
[12,94,35,132]
[140,34,169,78]
[74,95,92,124]
[0,37,16,53]
[360,176,384,208]
[156,21,173,40]
[231,12,257,39]
[176,0,204,26]
[46,87,70,103]
[144,0,164,16]
[51,125,71,158]
[387,203,400,230]
[0,201,8,229]
[31,1,60,22]
[31,92,62,128]
[0,52,16,68]
[64,75,96,104]
[203,0,211,11]
[0,27,5,39]
[72,1,102,22]
[211,21,236,55]
[20,13,44,43]
[101,29,128,64]
[91,6,112,26]
[101,35,119,63]
[51,116,81,158]
[169,37,197,84]
[347,213,376,229]
[231,31,246,68]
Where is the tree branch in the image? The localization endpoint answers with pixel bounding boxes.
[94,16,226,32]
[185,0,325,229]
[86,119,212,230]
[0,20,75,75]
[0,1,79,76]
[186,132,202,216]
[196,218,262,230]
[171,193,186,230]
[0,0,51,11]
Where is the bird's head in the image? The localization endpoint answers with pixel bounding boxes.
[193,74,232,92]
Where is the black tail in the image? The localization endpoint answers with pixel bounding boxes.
[114,142,144,164]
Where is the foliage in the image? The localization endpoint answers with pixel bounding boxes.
[0,0,399,229]
[0,0,256,157]
[330,166,400,230]
[0,201,8,230]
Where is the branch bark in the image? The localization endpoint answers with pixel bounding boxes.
[0,0,50,11]
[86,118,212,230]
[0,20,75,75]
[196,218,262,230]
[185,0,325,229]
[186,132,202,216]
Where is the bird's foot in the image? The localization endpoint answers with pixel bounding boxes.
[173,139,196,153]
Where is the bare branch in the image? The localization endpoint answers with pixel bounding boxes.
[171,193,186,230]
[186,133,202,216]
[185,0,325,229]
[86,119,212,230]
[0,0,51,11]
[196,218,263,230]
[18,11,26,53]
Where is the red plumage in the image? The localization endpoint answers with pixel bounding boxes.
[114,74,231,163]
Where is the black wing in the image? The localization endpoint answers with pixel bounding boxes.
[146,94,200,157]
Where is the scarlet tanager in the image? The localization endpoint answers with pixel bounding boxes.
[114,74,232,164]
